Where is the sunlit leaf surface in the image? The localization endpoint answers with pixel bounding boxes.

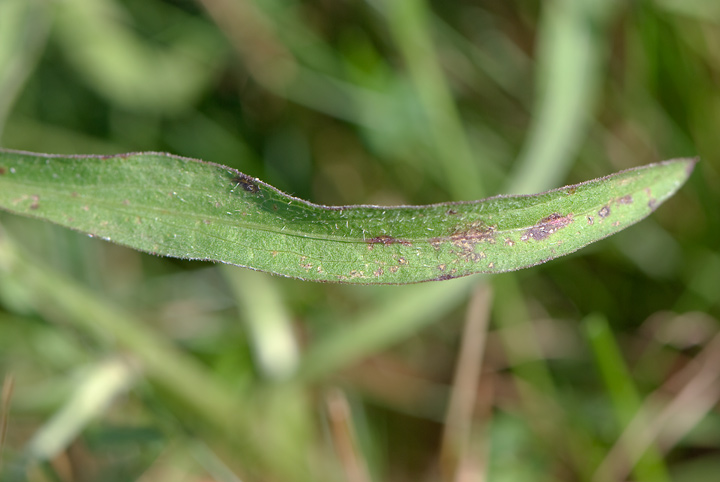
[0,149,695,284]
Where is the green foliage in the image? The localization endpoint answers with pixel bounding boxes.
[0,0,718,481]
[0,150,694,283]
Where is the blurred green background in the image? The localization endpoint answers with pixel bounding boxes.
[0,0,719,481]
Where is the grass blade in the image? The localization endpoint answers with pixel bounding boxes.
[0,149,695,284]
[508,0,616,194]
[584,313,671,482]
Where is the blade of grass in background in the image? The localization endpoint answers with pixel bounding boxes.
[0,375,12,473]
[584,313,671,482]
[440,284,492,482]
[594,333,720,482]
[490,273,606,478]
[0,0,49,136]
[508,0,617,194]
[0,232,331,482]
[0,0,716,480]
[24,359,136,463]
[297,276,475,381]
[223,267,299,381]
[384,0,486,200]
[54,0,227,113]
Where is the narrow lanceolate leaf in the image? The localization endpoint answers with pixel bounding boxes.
[0,149,695,284]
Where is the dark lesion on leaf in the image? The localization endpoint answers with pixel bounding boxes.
[521,212,573,242]
[367,235,412,249]
[231,173,261,194]
[449,221,496,243]
[428,221,496,263]
[429,221,496,249]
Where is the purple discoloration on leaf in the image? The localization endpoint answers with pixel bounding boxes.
[521,213,574,241]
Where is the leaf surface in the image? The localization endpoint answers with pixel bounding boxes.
[0,149,695,284]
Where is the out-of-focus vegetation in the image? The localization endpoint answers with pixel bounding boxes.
[0,0,718,481]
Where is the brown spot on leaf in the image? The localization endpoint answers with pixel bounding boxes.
[598,206,610,218]
[451,240,484,262]
[521,213,574,242]
[587,216,594,225]
[299,256,313,271]
[432,267,458,280]
[453,222,496,244]
[431,222,496,246]
[648,198,657,210]
[373,268,384,277]
[389,266,399,274]
[566,187,577,195]
[504,238,515,247]
[30,195,40,210]
[446,209,458,215]
[617,195,633,204]
[0,167,5,175]
[367,235,412,249]
[429,221,496,263]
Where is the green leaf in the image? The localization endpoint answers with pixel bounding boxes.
[0,149,696,284]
